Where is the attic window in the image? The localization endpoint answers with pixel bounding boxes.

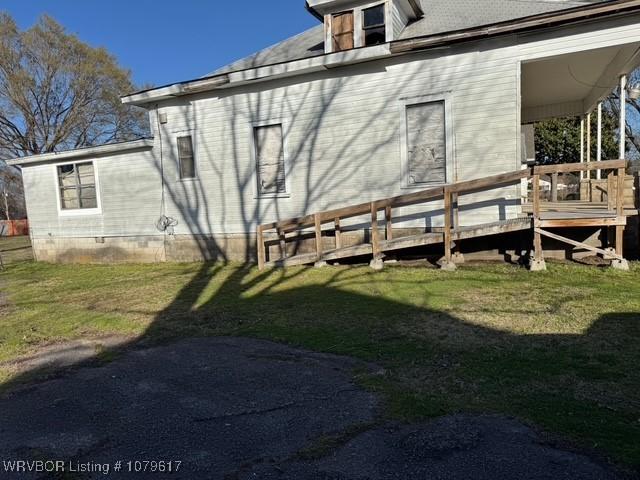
[332,11,354,52]
[363,4,386,46]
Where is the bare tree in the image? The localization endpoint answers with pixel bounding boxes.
[0,13,150,220]
[0,13,148,158]
[0,164,23,220]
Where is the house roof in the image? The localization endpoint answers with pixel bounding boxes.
[6,139,154,167]
[122,0,637,105]
[211,0,605,75]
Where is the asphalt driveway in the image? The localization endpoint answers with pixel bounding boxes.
[0,338,629,479]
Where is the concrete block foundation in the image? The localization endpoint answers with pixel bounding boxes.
[29,221,638,265]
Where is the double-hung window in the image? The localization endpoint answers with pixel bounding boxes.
[177,135,196,179]
[57,161,99,211]
[363,4,386,46]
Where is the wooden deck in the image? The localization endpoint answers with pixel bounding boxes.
[258,160,635,271]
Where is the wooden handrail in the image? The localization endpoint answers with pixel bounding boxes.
[256,159,629,268]
[449,169,530,194]
[534,159,626,175]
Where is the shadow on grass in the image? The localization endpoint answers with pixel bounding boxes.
[0,261,639,470]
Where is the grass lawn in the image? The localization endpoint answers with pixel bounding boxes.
[1,260,639,468]
[0,236,32,265]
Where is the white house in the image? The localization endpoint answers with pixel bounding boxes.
[8,0,640,264]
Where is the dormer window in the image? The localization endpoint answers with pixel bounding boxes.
[363,4,386,46]
[332,11,354,52]
[310,0,421,54]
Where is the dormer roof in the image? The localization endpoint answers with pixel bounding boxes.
[306,0,423,19]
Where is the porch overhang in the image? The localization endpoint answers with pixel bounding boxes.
[521,43,640,123]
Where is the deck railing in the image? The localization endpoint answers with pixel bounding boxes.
[257,159,629,269]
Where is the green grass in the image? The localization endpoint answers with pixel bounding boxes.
[1,260,639,468]
[0,236,32,265]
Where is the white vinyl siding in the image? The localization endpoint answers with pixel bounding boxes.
[19,14,640,244]
[405,101,447,185]
[254,124,287,195]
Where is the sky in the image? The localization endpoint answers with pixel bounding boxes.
[0,0,318,88]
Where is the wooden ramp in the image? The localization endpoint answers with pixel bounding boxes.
[257,160,634,271]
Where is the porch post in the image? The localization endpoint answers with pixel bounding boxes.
[580,117,585,181]
[586,112,592,180]
[620,74,627,160]
[597,102,602,180]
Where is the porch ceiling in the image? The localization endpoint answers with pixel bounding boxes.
[521,43,640,123]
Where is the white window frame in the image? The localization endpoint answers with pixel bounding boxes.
[399,92,455,189]
[362,2,387,47]
[324,0,391,52]
[250,118,291,199]
[53,159,103,217]
[174,131,198,182]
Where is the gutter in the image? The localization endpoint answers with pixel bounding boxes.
[6,138,155,167]
[391,0,640,54]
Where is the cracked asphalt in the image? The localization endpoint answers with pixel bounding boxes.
[0,338,630,479]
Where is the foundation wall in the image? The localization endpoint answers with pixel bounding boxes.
[29,219,639,264]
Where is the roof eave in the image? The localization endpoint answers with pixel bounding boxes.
[391,0,640,54]
[122,0,640,106]
[122,45,391,106]
[305,1,324,21]
[6,138,155,167]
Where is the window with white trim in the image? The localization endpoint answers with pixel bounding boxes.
[57,161,98,210]
[363,4,386,46]
[177,135,196,179]
[254,124,287,195]
[405,100,447,185]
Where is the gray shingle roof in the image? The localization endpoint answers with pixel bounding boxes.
[211,0,607,76]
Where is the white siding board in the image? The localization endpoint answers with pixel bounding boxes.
[21,14,640,242]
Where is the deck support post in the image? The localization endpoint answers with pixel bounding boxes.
[385,206,393,241]
[450,192,464,264]
[531,174,547,271]
[277,228,287,260]
[612,166,628,270]
[441,187,457,271]
[370,202,384,270]
[314,213,326,268]
[551,173,559,202]
[257,226,266,270]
